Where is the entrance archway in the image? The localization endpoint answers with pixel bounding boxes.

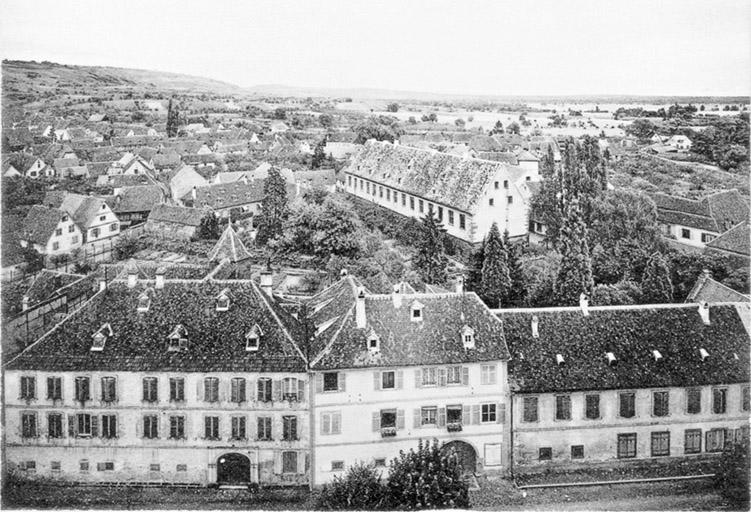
[441,440,477,475]
[217,453,251,485]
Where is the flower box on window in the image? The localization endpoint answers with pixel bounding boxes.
[447,422,463,432]
[380,427,397,438]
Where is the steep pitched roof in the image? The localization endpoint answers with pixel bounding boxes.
[169,165,208,201]
[106,185,164,214]
[499,304,749,393]
[59,194,110,229]
[686,271,750,303]
[208,225,252,263]
[651,190,749,233]
[705,192,750,234]
[187,180,265,209]
[22,205,65,244]
[147,204,205,227]
[705,221,750,257]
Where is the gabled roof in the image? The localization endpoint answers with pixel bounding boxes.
[59,193,111,229]
[499,303,749,393]
[208,225,252,263]
[686,271,750,304]
[187,180,266,209]
[105,185,164,214]
[147,204,205,227]
[22,205,66,244]
[169,165,208,201]
[705,221,750,257]
[651,190,749,233]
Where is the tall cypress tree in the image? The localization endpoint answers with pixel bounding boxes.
[311,138,326,169]
[465,238,485,294]
[255,167,289,245]
[540,145,556,179]
[641,251,674,303]
[413,212,449,285]
[166,98,180,138]
[553,200,594,305]
[480,223,511,308]
[503,229,526,307]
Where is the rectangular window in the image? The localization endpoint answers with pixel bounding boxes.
[52,242,60,251]
[68,225,75,233]
[347,176,351,187]
[446,405,462,425]
[539,447,552,461]
[71,235,78,244]
[142,377,158,402]
[386,189,390,200]
[494,181,499,189]
[283,378,301,401]
[77,413,92,437]
[422,368,437,386]
[21,412,37,437]
[653,391,669,417]
[169,416,185,439]
[143,415,159,439]
[101,377,117,402]
[382,371,395,389]
[685,429,702,454]
[323,372,339,392]
[437,206,443,222]
[571,445,584,459]
[51,461,61,471]
[523,397,538,422]
[701,233,715,243]
[481,403,497,423]
[585,394,600,419]
[282,451,298,474]
[713,388,727,414]
[75,377,90,402]
[401,193,406,206]
[619,392,635,418]
[257,417,272,440]
[681,228,691,239]
[687,388,701,414]
[170,378,185,402]
[231,378,246,403]
[20,376,36,399]
[459,214,466,230]
[743,386,750,412]
[447,366,462,385]
[97,462,115,471]
[48,413,63,438]
[380,409,397,429]
[55,228,63,236]
[177,464,187,472]
[283,416,298,441]
[149,464,160,472]
[421,406,437,426]
[204,377,219,402]
[321,412,341,435]
[410,197,415,210]
[331,460,344,471]
[204,416,219,440]
[507,196,513,204]
[617,433,637,458]
[481,364,497,385]
[419,199,424,213]
[232,416,247,440]
[80,460,89,472]
[489,198,494,206]
[556,395,571,420]
[706,428,727,452]
[374,458,386,467]
[257,378,272,402]
[651,431,670,456]
[101,415,117,439]
[99,215,106,222]
[47,377,62,400]
[378,186,382,198]
[448,210,454,225]
[503,180,509,189]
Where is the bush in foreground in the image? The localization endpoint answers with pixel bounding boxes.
[315,462,387,510]
[713,437,749,507]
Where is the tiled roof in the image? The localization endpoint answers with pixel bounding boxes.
[705,221,750,257]
[24,270,86,309]
[168,165,208,201]
[294,169,336,188]
[22,205,64,244]
[59,194,110,229]
[105,185,164,214]
[705,192,750,234]
[147,204,205,227]
[346,140,516,213]
[187,180,265,209]
[651,190,749,233]
[686,272,750,303]
[5,280,307,372]
[499,304,750,393]
[208,225,252,262]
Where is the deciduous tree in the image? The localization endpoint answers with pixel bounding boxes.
[553,200,594,305]
[641,251,674,303]
[412,212,449,284]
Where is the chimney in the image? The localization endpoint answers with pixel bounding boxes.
[98,278,107,292]
[455,279,463,294]
[191,186,197,201]
[579,293,589,316]
[22,295,29,312]
[260,265,273,297]
[127,267,138,288]
[392,284,402,309]
[531,315,539,338]
[698,302,710,325]
[155,267,166,290]
[339,268,348,278]
[355,288,366,329]
[295,182,301,197]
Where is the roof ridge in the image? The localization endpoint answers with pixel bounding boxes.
[251,280,308,365]
[492,302,709,314]
[309,304,356,368]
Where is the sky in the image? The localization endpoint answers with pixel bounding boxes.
[1,0,749,97]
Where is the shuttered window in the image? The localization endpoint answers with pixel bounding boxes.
[204,378,219,402]
[21,412,37,437]
[282,452,297,474]
[283,416,298,441]
[142,377,158,402]
[170,416,185,439]
[77,413,93,437]
[257,378,272,402]
[653,391,669,417]
[617,433,637,458]
[323,373,339,392]
[619,392,635,418]
[686,388,701,414]
[47,377,62,400]
[170,378,185,402]
[481,365,497,385]
[204,416,219,440]
[101,415,117,439]
[257,417,272,440]
[143,415,159,439]
[20,376,36,399]
[555,395,571,420]
[321,412,341,435]
[712,388,727,414]
[231,378,246,403]
[47,413,63,438]
[75,377,90,402]
[481,403,497,423]
[421,407,437,426]
[585,394,600,419]
[685,429,702,454]
[232,417,247,440]
[651,431,670,456]
[101,377,117,402]
[523,397,538,422]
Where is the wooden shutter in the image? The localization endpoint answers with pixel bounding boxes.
[332,412,341,434]
[462,405,471,424]
[497,403,505,423]
[196,378,203,401]
[338,373,346,392]
[396,371,404,389]
[438,368,447,386]
[396,409,405,430]
[247,378,256,402]
[413,408,421,428]
[297,451,306,474]
[274,451,283,474]
[91,415,99,437]
[437,407,446,427]
[117,413,123,438]
[415,369,422,388]
[219,379,228,403]
[315,373,323,393]
[136,415,143,438]
[68,414,76,437]
[472,404,480,425]
[297,379,305,402]
[47,377,54,399]
[373,372,381,391]
[462,367,470,386]
[372,412,380,431]
[272,380,282,402]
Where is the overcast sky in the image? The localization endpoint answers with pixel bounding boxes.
[1,0,749,96]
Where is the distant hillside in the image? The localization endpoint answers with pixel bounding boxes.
[2,60,242,95]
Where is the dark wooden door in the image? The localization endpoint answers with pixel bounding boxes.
[217,453,250,484]
[441,441,477,474]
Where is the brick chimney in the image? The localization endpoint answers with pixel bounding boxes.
[22,295,29,312]
[260,265,273,297]
[392,284,402,309]
[355,288,366,328]
[155,267,166,290]
[579,293,589,316]
[127,267,138,288]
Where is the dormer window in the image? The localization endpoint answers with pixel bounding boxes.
[410,301,424,322]
[461,325,475,349]
[216,289,231,312]
[367,329,380,353]
[246,324,263,351]
[137,291,151,313]
[699,348,709,361]
[168,324,188,351]
[91,323,113,352]
[556,353,565,366]
[606,352,617,367]
[652,350,663,362]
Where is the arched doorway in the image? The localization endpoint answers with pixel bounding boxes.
[217,453,251,485]
[441,440,477,475]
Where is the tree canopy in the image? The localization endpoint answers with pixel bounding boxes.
[255,167,289,245]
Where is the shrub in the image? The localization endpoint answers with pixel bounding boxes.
[316,462,387,510]
[713,437,749,507]
[113,235,144,261]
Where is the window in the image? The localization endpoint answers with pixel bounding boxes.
[681,228,691,239]
[283,416,298,441]
[447,366,462,385]
[459,214,466,230]
[331,460,344,471]
[712,388,727,414]
[176,464,187,472]
[484,444,502,466]
[539,447,552,461]
[701,233,715,243]
[21,412,37,437]
[323,372,339,392]
[143,415,159,439]
[47,377,62,400]
[507,196,513,204]
[71,235,78,244]
[489,198,494,206]
[380,409,397,429]
[412,308,422,320]
[410,197,415,210]
[204,377,219,402]
[421,406,437,426]
[48,413,63,438]
[77,413,92,437]
[169,416,185,439]
[347,175,351,187]
[494,181,499,189]
[378,186,383,198]
[374,458,386,467]
[149,464,160,472]
[481,403,497,423]
[446,405,462,425]
[232,416,247,440]
[99,215,106,222]
[481,364,497,385]
[419,199,424,213]
[619,392,635,418]
[257,378,272,402]
[55,228,62,236]
[585,394,600,419]
[282,452,298,474]
[230,377,246,403]
[437,206,443,222]
[321,411,341,435]
[386,189,390,200]
[685,429,702,454]
[523,397,538,422]
[142,377,158,402]
[422,368,437,386]
[91,228,100,238]
[686,388,701,414]
[448,210,454,225]
[571,445,584,459]
[653,391,669,417]
[170,378,184,402]
[401,193,406,206]
[617,433,637,458]
[257,417,272,440]
[20,376,35,399]
[556,395,571,420]
[97,462,115,471]
[651,431,670,456]
[101,377,117,402]
[743,386,750,412]
[51,461,61,471]
[381,371,395,389]
[52,241,60,251]
[75,377,90,402]
[283,377,301,401]
[68,225,75,233]
[706,428,727,452]
[80,460,89,472]
[101,415,117,439]
[204,416,219,440]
